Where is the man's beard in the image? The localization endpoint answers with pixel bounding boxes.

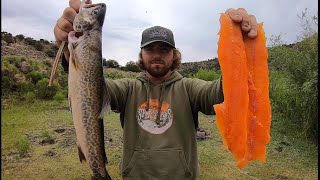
[146,65,171,78]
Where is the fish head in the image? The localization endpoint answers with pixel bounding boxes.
[73,2,107,32]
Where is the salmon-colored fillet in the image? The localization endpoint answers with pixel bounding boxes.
[214,13,271,168]
[213,13,249,161]
[237,23,271,168]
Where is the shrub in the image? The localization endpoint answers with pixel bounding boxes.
[33,42,43,51]
[40,129,54,140]
[192,68,221,81]
[17,80,35,94]
[53,91,66,102]
[3,56,21,66]
[25,91,36,103]
[104,68,139,79]
[35,78,60,99]
[268,34,318,140]
[15,34,25,41]
[25,37,36,45]
[1,32,14,44]
[104,59,120,68]
[40,39,49,44]
[2,76,14,95]
[16,136,30,156]
[45,49,56,58]
[26,71,44,84]
[125,61,141,72]
[268,10,318,141]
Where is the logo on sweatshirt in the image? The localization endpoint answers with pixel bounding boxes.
[136,99,173,134]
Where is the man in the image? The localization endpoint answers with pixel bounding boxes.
[54,0,258,179]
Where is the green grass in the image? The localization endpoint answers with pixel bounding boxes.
[1,100,318,179]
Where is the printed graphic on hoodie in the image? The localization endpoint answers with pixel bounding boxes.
[136,99,173,134]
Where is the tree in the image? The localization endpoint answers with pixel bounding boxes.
[1,32,14,44]
[125,61,141,72]
[16,34,25,41]
[103,59,120,68]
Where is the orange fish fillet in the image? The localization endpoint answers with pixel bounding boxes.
[214,13,271,168]
[237,23,271,168]
[213,13,249,161]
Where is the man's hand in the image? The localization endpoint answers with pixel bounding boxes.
[53,0,83,59]
[225,8,258,38]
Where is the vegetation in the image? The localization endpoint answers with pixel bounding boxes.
[1,55,67,101]
[103,59,120,68]
[124,61,141,72]
[1,32,15,44]
[1,9,318,179]
[267,9,318,141]
[1,101,317,179]
[192,68,221,81]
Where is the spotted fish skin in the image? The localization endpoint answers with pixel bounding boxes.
[67,1,111,179]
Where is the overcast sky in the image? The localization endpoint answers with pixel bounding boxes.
[2,0,318,66]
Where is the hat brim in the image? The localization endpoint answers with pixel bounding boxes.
[140,40,175,48]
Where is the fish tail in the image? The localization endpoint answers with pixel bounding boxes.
[77,145,86,163]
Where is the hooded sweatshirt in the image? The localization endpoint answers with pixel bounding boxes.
[105,71,224,180]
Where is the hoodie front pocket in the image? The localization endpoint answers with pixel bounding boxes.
[122,149,193,179]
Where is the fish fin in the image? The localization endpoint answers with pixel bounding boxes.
[68,43,80,70]
[99,79,111,118]
[77,145,86,163]
[99,118,108,164]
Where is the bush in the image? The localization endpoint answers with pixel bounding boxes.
[2,76,14,95]
[125,61,141,72]
[35,78,60,99]
[1,59,20,92]
[192,68,221,81]
[25,37,36,45]
[104,59,120,68]
[268,34,318,140]
[53,91,66,102]
[15,34,25,41]
[40,129,54,140]
[104,68,139,79]
[268,10,318,141]
[2,56,21,66]
[25,91,36,103]
[17,80,35,94]
[33,42,43,51]
[40,39,50,44]
[1,32,14,44]
[16,136,30,156]
[26,71,44,84]
[45,49,56,58]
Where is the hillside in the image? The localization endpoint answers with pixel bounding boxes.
[1,40,54,61]
[1,31,219,76]
[1,32,58,62]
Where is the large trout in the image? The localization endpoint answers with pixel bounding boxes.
[67,0,111,179]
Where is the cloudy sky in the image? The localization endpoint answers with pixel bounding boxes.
[2,0,318,66]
